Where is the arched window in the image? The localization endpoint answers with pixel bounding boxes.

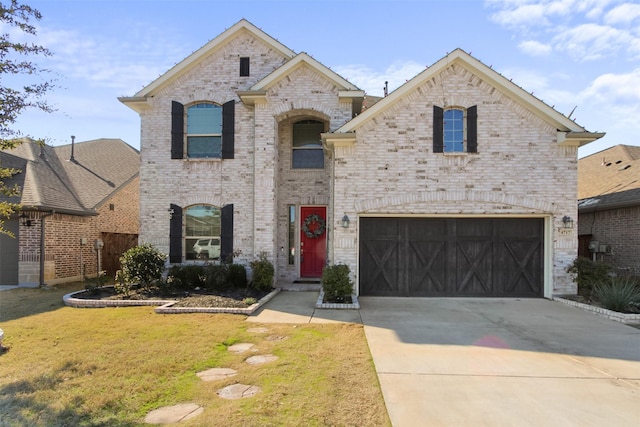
[444,108,464,152]
[433,105,478,153]
[292,119,324,169]
[184,204,221,260]
[187,103,222,158]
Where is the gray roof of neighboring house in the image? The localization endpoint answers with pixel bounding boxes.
[578,187,640,213]
[0,138,139,215]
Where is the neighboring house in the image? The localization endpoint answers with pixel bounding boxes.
[577,145,640,274]
[0,138,140,286]
[120,19,603,298]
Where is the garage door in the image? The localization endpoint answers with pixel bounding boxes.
[359,218,543,297]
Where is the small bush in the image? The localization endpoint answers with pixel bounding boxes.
[566,257,613,299]
[593,276,640,313]
[250,253,274,292]
[227,264,248,289]
[204,264,229,291]
[119,244,166,291]
[322,264,353,300]
[114,270,133,296]
[85,270,109,295]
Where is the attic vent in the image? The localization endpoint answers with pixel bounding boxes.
[605,162,612,166]
[615,160,622,164]
[240,57,250,77]
[619,164,631,171]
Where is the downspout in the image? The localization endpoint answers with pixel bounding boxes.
[39,211,54,287]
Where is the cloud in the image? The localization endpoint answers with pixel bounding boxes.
[553,23,640,60]
[604,3,640,25]
[333,61,426,96]
[581,67,640,101]
[518,40,552,56]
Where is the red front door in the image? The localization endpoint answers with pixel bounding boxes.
[300,206,326,278]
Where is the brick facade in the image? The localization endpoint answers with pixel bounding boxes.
[124,21,601,297]
[15,177,139,285]
[578,206,640,274]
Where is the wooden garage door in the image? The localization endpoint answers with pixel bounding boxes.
[359,218,543,297]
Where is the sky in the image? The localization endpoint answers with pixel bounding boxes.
[6,0,640,159]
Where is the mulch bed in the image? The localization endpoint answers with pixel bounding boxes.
[74,286,270,309]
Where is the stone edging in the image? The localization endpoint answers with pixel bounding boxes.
[553,296,640,325]
[315,290,360,309]
[63,288,280,314]
[155,289,280,314]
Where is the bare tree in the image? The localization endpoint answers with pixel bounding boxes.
[0,0,54,235]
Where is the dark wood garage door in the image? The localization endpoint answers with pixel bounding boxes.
[359,218,543,297]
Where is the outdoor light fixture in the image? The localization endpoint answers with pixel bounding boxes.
[562,216,574,229]
[341,214,350,228]
[19,212,32,227]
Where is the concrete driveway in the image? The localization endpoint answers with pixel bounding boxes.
[359,297,640,427]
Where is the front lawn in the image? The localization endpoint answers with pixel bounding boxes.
[0,284,390,426]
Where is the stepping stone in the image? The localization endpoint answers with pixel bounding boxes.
[247,327,270,334]
[228,343,255,353]
[196,368,237,382]
[245,354,279,365]
[144,403,203,424]
[217,383,261,400]
[265,335,288,342]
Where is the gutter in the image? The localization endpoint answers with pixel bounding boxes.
[39,210,54,287]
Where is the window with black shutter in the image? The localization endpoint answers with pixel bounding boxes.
[433,104,477,153]
[171,100,235,159]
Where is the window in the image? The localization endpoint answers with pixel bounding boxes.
[169,203,234,263]
[288,205,296,265]
[240,57,250,76]
[292,120,324,169]
[184,205,221,261]
[433,105,477,153]
[187,103,222,158]
[171,100,235,160]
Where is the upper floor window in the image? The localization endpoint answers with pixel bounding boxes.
[433,105,477,153]
[187,103,222,158]
[292,120,324,169]
[171,100,235,160]
[184,204,221,261]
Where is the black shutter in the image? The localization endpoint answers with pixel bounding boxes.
[221,204,234,263]
[171,101,184,159]
[240,57,250,76]
[467,105,478,153]
[169,204,182,263]
[433,105,444,153]
[222,101,235,159]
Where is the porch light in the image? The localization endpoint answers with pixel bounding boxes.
[562,216,574,229]
[341,215,350,228]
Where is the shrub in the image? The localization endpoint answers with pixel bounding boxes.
[204,264,229,291]
[250,253,274,292]
[119,244,166,291]
[113,270,133,296]
[85,270,109,295]
[227,264,248,289]
[566,257,613,299]
[593,276,640,313]
[322,264,353,301]
[166,265,207,292]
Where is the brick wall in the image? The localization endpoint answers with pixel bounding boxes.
[16,178,140,284]
[578,206,640,274]
[332,62,579,295]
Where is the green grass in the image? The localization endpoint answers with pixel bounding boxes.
[0,284,390,426]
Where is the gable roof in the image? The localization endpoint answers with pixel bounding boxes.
[578,144,640,200]
[333,49,604,146]
[578,187,640,212]
[119,19,296,111]
[249,52,360,92]
[1,138,139,215]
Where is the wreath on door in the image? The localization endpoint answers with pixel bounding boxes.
[302,214,326,238]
